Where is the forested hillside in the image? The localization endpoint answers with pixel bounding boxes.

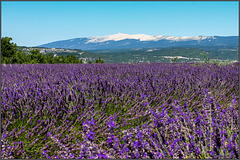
[1,37,103,64]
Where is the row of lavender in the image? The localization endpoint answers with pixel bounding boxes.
[1,63,239,159]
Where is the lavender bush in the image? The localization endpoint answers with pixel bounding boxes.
[1,63,239,159]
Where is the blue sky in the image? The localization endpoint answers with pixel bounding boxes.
[1,1,239,46]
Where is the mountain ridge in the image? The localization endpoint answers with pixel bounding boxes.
[37,33,239,50]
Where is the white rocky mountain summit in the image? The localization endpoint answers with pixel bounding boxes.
[87,33,210,43]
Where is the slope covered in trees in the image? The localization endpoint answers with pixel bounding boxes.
[1,37,104,64]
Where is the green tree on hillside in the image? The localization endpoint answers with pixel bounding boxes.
[52,56,60,64]
[79,59,83,63]
[95,57,104,63]
[1,37,18,63]
[65,54,80,63]
[12,51,27,64]
[171,57,178,63]
[58,55,65,63]
[200,53,210,63]
[29,49,45,63]
[45,53,54,64]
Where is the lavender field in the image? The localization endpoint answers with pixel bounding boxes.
[1,63,239,159]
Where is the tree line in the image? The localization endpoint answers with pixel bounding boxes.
[1,37,104,64]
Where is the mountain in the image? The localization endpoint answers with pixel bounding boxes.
[37,33,239,50]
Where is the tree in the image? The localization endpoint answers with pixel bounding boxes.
[64,54,79,63]
[12,51,27,64]
[200,53,210,63]
[171,57,178,63]
[58,55,65,63]
[212,59,217,66]
[53,56,60,64]
[1,37,17,57]
[1,37,18,63]
[29,49,45,63]
[79,59,83,64]
[95,57,104,63]
[45,54,54,64]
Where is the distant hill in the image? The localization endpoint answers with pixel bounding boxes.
[90,47,238,63]
[37,33,239,51]
[19,45,239,64]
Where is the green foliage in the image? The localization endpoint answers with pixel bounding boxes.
[200,53,210,63]
[45,53,54,64]
[1,37,18,63]
[95,57,104,63]
[171,57,178,63]
[64,54,81,63]
[1,37,84,64]
[1,37,17,57]
[212,59,217,66]
[29,49,45,63]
